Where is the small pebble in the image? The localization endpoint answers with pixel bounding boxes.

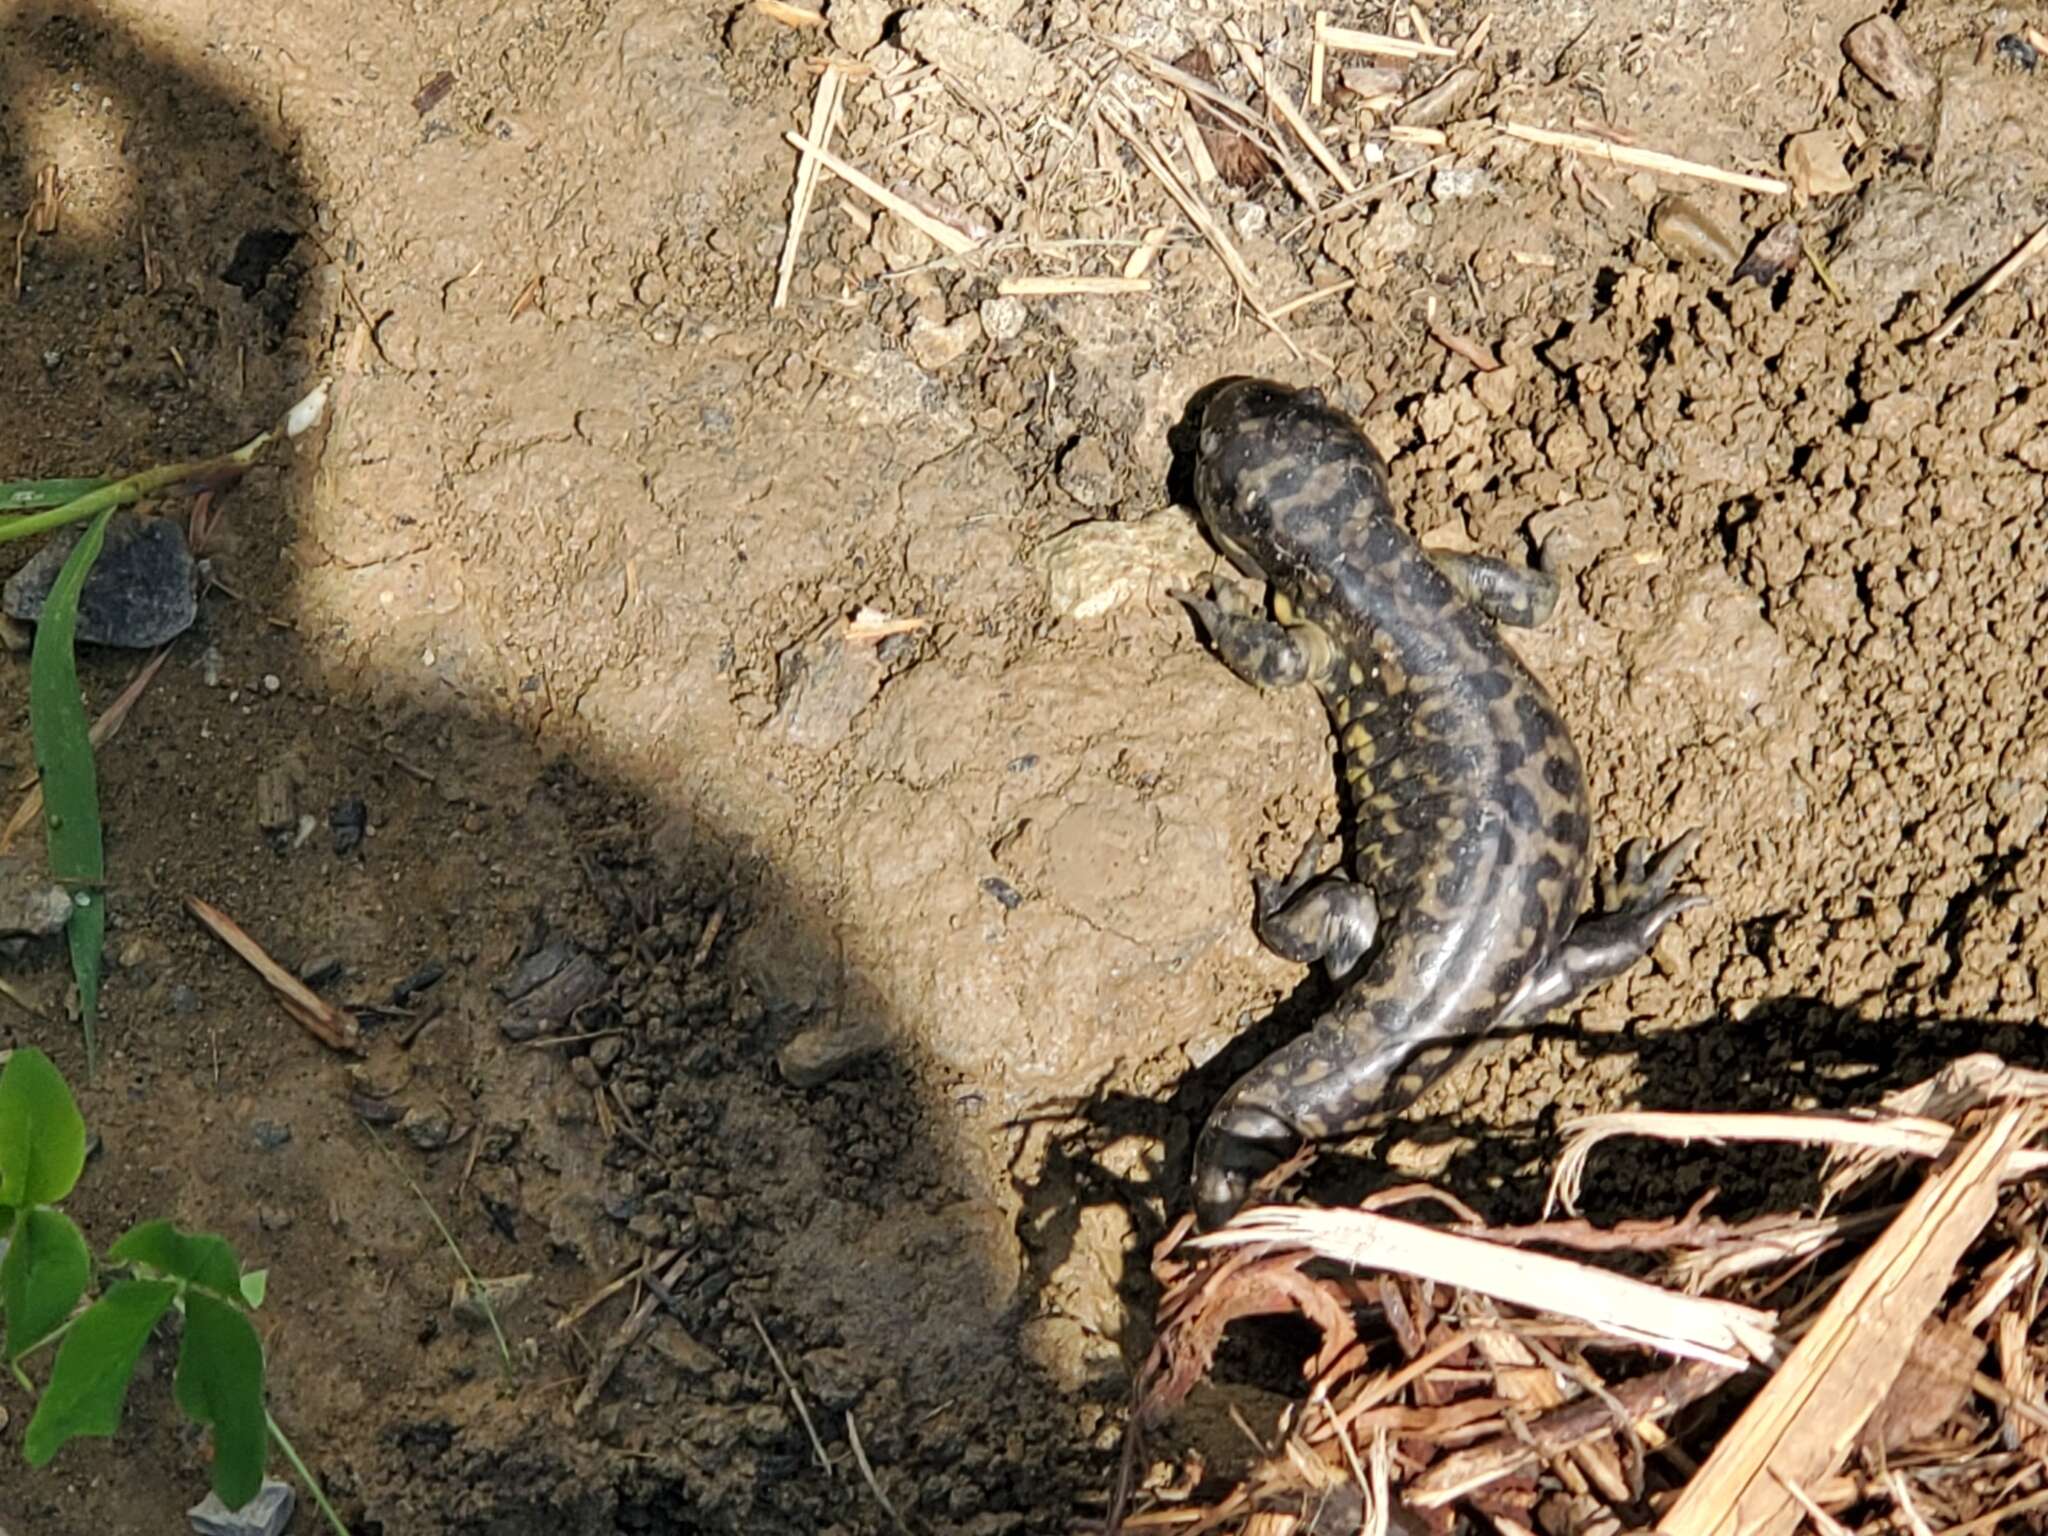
[262,674,281,693]
[400,1108,457,1151]
[330,796,368,855]
[1431,166,1489,201]
[201,646,223,687]
[168,984,201,1015]
[1651,196,1742,273]
[257,1203,293,1232]
[251,1120,293,1150]
[777,1017,888,1088]
[979,294,1026,343]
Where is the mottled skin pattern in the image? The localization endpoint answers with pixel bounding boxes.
[1175,378,1707,1228]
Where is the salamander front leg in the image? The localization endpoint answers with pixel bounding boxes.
[1425,549,1560,629]
[1505,829,1708,1023]
[1170,580,1311,691]
[1253,830,1379,983]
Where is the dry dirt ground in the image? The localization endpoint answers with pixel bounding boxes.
[1,0,2045,1530]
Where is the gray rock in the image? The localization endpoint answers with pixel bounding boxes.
[770,619,884,751]
[896,6,1048,110]
[5,512,196,648]
[0,855,72,939]
[827,0,892,55]
[188,1479,295,1536]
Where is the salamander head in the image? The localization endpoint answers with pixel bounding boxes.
[1188,376,1374,586]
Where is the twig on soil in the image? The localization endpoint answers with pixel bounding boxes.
[1280,154,1449,240]
[574,1250,690,1415]
[556,1249,684,1333]
[1268,277,1356,319]
[1659,1102,2039,1536]
[1499,120,1790,195]
[185,894,362,1053]
[1917,218,2048,346]
[784,132,980,256]
[847,1411,912,1532]
[743,1301,834,1478]
[1098,101,1323,367]
[1221,22,1356,196]
[775,63,848,309]
[1317,17,1456,60]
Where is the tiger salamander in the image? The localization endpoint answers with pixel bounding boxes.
[1174,377,1707,1228]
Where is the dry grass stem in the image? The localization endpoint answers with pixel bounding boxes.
[1221,22,1356,195]
[744,1302,833,1478]
[1919,218,2048,346]
[997,274,1154,295]
[784,131,980,256]
[1,646,171,854]
[754,0,824,25]
[1500,120,1789,194]
[775,64,847,308]
[1318,18,1455,59]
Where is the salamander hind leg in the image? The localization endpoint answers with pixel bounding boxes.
[1252,829,1379,983]
[1505,828,1709,1023]
[1171,581,1311,690]
[1425,549,1560,629]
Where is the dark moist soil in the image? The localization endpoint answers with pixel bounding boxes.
[3,0,2046,1531]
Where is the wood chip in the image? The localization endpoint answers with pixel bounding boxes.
[1194,1206,1780,1369]
[1656,1103,2038,1536]
[1499,119,1790,195]
[186,894,363,1054]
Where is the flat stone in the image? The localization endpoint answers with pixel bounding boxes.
[4,512,196,648]
[0,854,71,939]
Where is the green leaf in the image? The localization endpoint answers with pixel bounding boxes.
[0,479,113,512]
[239,1269,268,1310]
[1,1207,90,1360]
[28,506,114,1072]
[0,1047,88,1208]
[176,1292,267,1509]
[22,1277,176,1465]
[109,1220,243,1297]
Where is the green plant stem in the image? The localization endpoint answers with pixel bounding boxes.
[363,1130,513,1374]
[267,1414,351,1536]
[0,430,273,549]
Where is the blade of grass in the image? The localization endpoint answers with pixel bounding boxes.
[1,647,171,856]
[363,1129,513,1375]
[27,507,114,1075]
[0,479,113,512]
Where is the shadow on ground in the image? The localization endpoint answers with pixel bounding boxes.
[0,8,1105,1532]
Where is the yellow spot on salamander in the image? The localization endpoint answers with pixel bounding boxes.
[1343,723,1368,750]
[1272,590,1297,624]
[1335,696,1351,725]
[1348,662,1365,686]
